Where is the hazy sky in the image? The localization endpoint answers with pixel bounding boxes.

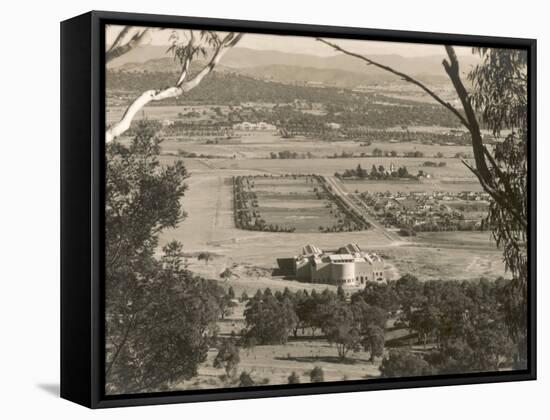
[106,25,474,58]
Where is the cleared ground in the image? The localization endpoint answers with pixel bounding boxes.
[175,338,382,390]
[158,153,507,286]
[253,177,336,233]
[171,302,382,390]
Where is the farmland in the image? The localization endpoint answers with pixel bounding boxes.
[233,175,372,233]
[152,134,509,322]
[234,176,334,233]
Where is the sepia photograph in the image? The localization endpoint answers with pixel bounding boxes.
[104,23,530,396]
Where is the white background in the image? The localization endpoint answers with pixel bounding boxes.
[0,0,546,417]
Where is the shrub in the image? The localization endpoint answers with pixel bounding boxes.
[288,371,301,384]
[238,371,255,387]
[379,350,435,378]
[398,228,416,237]
[310,366,325,383]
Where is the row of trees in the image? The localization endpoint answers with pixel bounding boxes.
[343,128,473,145]
[335,163,413,180]
[269,150,316,159]
[233,176,297,232]
[317,177,372,230]
[423,161,447,167]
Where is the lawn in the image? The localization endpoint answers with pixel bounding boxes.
[252,177,337,233]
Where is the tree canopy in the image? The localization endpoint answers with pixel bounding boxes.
[105,122,225,393]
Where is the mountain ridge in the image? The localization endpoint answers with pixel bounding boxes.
[107,46,479,79]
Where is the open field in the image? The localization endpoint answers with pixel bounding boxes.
[414,231,497,247]
[158,159,506,287]
[175,338,382,390]
[112,118,475,158]
[159,155,479,179]
[106,104,223,124]
[257,205,333,233]
[171,302,386,390]
[158,170,397,292]
[341,178,483,194]
[251,176,367,233]
[159,137,475,160]
[374,244,507,281]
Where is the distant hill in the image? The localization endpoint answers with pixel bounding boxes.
[114,57,398,86]
[237,64,450,87]
[222,48,479,78]
[108,46,480,80]
[113,57,236,75]
[107,45,171,68]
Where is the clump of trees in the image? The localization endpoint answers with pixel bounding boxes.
[270,150,316,159]
[320,296,388,360]
[197,251,214,265]
[242,287,389,362]
[379,351,435,378]
[398,228,417,237]
[423,161,447,167]
[242,289,298,345]
[369,275,518,376]
[403,150,425,158]
[335,163,414,180]
[240,275,517,383]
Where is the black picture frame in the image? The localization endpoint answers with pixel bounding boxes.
[61,10,537,409]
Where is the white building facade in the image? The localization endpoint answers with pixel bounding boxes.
[293,243,385,287]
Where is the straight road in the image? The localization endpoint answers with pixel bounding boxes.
[322,176,401,242]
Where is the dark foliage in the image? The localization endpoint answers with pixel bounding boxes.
[105,122,224,394]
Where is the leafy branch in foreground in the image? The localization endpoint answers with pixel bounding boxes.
[106,29,244,142]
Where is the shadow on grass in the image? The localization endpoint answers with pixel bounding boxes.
[287,334,326,342]
[385,331,418,347]
[275,355,373,365]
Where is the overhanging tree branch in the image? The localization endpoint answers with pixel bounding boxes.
[105,32,243,143]
[442,46,491,185]
[316,38,470,128]
[317,38,527,232]
[443,46,527,231]
[106,27,153,63]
